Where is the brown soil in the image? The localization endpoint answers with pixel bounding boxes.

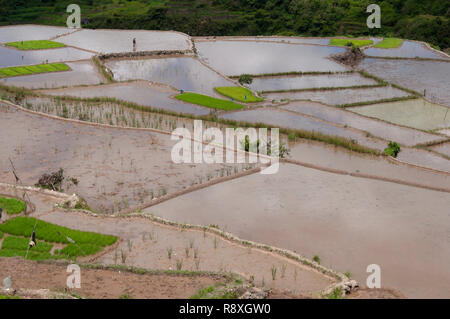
[346,288,404,299]
[332,47,364,68]
[0,257,222,299]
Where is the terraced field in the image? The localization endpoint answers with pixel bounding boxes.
[0,25,449,299]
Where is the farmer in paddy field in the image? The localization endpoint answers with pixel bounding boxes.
[133,38,136,51]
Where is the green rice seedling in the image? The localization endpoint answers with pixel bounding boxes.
[271,266,277,280]
[176,259,183,271]
[189,239,194,249]
[0,197,26,215]
[121,249,127,263]
[213,237,218,249]
[127,239,132,252]
[167,247,173,259]
[185,247,190,258]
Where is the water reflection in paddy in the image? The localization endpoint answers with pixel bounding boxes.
[359,58,450,107]
[196,40,348,76]
[105,57,235,96]
[281,101,442,146]
[0,25,75,43]
[41,81,211,116]
[250,73,377,92]
[364,41,448,59]
[0,46,94,68]
[265,86,410,105]
[220,108,384,150]
[348,99,450,131]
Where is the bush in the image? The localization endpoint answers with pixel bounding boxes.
[384,141,401,158]
[238,74,253,86]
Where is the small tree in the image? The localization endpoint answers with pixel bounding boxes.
[238,74,253,86]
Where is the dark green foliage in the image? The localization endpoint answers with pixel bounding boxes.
[238,74,253,86]
[0,0,447,50]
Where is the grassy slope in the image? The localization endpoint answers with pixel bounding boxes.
[0,63,70,78]
[175,92,243,110]
[5,40,66,50]
[0,196,26,215]
[214,87,263,103]
[329,39,373,48]
[374,38,404,49]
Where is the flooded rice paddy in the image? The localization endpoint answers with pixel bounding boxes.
[219,108,385,150]
[348,99,450,131]
[0,25,75,43]
[40,81,211,116]
[249,73,378,92]
[359,58,450,106]
[0,45,94,68]
[0,60,104,89]
[105,57,235,96]
[196,40,348,76]
[364,41,448,59]
[147,162,450,298]
[281,101,443,146]
[429,142,450,158]
[54,29,191,54]
[265,86,411,105]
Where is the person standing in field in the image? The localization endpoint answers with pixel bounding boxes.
[133,38,136,51]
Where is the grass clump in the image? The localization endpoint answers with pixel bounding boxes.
[0,196,26,215]
[5,40,66,50]
[1,236,52,252]
[215,86,263,103]
[327,287,344,299]
[373,38,403,49]
[175,92,243,111]
[329,39,373,48]
[0,63,70,78]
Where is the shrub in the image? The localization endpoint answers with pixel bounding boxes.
[384,141,401,158]
[238,74,253,86]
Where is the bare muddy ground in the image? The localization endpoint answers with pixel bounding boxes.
[147,163,450,298]
[0,102,248,212]
[0,257,221,299]
[38,209,335,296]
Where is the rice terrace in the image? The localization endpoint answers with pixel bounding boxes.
[0,0,449,307]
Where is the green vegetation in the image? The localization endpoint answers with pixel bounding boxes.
[1,1,447,50]
[5,40,66,50]
[329,39,373,48]
[384,141,401,158]
[189,283,239,299]
[374,38,404,49]
[0,196,26,215]
[0,63,70,78]
[238,74,253,86]
[214,86,263,103]
[327,287,344,299]
[0,294,20,299]
[0,217,117,260]
[175,92,243,110]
